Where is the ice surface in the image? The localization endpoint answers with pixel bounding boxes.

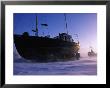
[14,56,97,75]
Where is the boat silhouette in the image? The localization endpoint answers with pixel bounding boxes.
[14,14,80,62]
[88,47,97,57]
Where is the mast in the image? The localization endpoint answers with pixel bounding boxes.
[35,15,38,36]
[64,13,68,34]
[32,15,38,36]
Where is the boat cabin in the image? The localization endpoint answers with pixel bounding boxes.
[54,33,73,42]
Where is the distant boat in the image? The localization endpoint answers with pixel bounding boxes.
[14,14,80,62]
[88,47,97,57]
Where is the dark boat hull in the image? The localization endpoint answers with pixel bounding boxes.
[14,35,80,62]
[88,52,97,57]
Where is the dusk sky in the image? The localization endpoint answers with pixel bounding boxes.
[14,13,97,57]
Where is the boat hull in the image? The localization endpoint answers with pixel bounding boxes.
[14,35,80,62]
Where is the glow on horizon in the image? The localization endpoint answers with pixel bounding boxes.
[14,13,97,57]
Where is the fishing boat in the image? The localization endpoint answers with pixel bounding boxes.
[14,14,80,62]
[88,47,97,57]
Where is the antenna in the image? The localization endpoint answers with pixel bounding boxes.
[64,13,68,34]
[74,34,79,43]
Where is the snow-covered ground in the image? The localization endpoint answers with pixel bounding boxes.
[14,56,97,75]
